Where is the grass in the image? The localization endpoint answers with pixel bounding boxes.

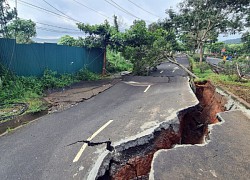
[188,55,250,103]
[106,49,133,73]
[0,66,101,118]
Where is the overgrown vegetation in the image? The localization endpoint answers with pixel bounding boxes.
[189,55,250,103]
[0,64,100,115]
[106,49,133,73]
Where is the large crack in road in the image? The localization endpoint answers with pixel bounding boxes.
[90,80,228,180]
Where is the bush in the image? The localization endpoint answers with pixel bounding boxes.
[41,69,59,89]
[192,53,206,62]
[0,65,101,113]
[76,68,100,81]
[106,50,133,73]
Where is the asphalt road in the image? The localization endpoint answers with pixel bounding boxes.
[151,110,250,179]
[0,56,198,180]
[206,57,222,65]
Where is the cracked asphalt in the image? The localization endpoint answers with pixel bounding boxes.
[150,110,250,180]
[0,56,199,180]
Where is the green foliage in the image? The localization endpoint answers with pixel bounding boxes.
[0,0,17,37]
[58,35,84,47]
[77,20,117,49]
[242,32,250,53]
[206,42,225,54]
[189,55,250,89]
[41,69,58,89]
[6,18,36,44]
[106,49,133,73]
[226,44,244,55]
[217,57,250,79]
[0,65,100,113]
[192,54,205,62]
[118,20,178,75]
[210,0,250,27]
[76,68,100,81]
[41,69,78,89]
[113,15,119,32]
[163,0,249,63]
[0,73,43,107]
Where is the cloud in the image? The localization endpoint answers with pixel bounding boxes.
[8,0,183,39]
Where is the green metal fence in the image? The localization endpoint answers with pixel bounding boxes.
[0,38,104,76]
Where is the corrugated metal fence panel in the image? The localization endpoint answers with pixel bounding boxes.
[0,38,16,73]
[85,48,104,73]
[0,38,103,76]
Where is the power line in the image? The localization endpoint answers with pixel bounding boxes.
[104,0,152,23]
[41,0,81,23]
[15,0,79,23]
[36,26,81,34]
[104,0,140,19]
[72,0,112,20]
[36,22,80,31]
[127,0,160,18]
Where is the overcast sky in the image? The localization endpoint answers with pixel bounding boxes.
[8,0,240,41]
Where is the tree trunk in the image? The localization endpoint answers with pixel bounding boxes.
[165,56,198,79]
[102,47,106,76]
[199,44,203,66]
[199,43,204,73]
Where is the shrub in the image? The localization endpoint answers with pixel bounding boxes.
[106,50,133,73]
[76,68,100,81]
[192,53,206,62]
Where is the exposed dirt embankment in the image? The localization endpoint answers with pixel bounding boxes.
[97,81,226,180]
[179,81,227,144]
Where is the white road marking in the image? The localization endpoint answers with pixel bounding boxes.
[160,70,164,74]
[73,120,113,163]
[124,81,150,87]
[172,67,179,73]
[144,85,151,93]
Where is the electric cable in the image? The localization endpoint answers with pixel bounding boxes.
[127,0,160,18]
[104,0,152,23]
[72,0,112,20]
[104,0,139,19]
[35,22,80,31]
[36,26,81,34]
[41,0,81,23]
[15,0,79,23]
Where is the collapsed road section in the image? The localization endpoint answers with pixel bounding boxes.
[89,81,228,180]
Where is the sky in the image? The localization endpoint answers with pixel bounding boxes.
[8,0,241,41]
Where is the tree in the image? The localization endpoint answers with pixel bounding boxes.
[77,20,118,75]
[6,18,36,44]
[0,0,17,37]
[113,15,119,32]
[207,42,225,54]
[58,35,84,47]
[242,32,250,53]
[119,20,178,75]
[164,0,244,65]
[58,35,75,46]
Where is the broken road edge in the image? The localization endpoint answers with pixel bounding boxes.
[86,78,250,180]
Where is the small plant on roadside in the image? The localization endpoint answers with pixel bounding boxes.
[76,68,100,81]
[0,64,101,118]
[41,69,59,89]
[106,49,133,73]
